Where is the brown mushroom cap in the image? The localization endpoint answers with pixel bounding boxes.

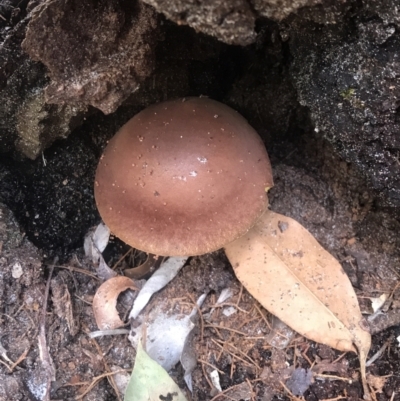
[94,97,273,256]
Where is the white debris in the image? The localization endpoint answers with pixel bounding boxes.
[216,288,234,304]
[84,223,110,261]
[129,257,188,320]
[111,365,131,395]
[84,223,116,280]
[370,293,388,313]
[210,370,222,392]
[129,293,205,382]
[205,287,234,319]
[223,306,237,317]
[11,262,23,279]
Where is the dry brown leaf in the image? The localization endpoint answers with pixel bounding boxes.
[93,276,138,330]
[366,373,390,393]
[224,210,371,399]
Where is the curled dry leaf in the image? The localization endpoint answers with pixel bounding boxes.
[224,210,371,399]
[93,276,138,330]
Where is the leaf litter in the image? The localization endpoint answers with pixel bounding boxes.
[225,209,371,399]
[90,210,374,398]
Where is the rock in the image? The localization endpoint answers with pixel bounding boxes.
[22,0,160,115]
[141,0,256,46]
[288,4,400,209]
[0,4,85,159]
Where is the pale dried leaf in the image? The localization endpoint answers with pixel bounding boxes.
[93,276,138,330]
[210,370,222,392]
[224,210,371,399]
[128,257,188,320]
[129,294,205,375]
[84,223,116,280]
[93,223,110,252]
[370,294,388,313]
[51,278,78,336]
[366,373,389,393]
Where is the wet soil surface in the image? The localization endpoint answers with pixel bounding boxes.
[1,111,400,401]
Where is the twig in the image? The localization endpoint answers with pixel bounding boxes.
[53,264,99,280]
[209,302,249,314]
[320,396,347,401]
[280,381,303,401]
[88,334,122,401]
[187,293,205,343]
[254,303,271,330]
[199,359,225,375]
[201,359,214,389]
[211,339,251,367]
[9,347,30,371]
[0,359,12,372]
[211,338,259,369]
[315,373,353,382]
[112,247,133,270]
[236,284,244,306]
[204,324,260,337]
[332,352,347,364]
[75,370,127,400]
[366,336,393,367]
[246,378,256,401]
[209,381,256,401]
[74,294,93,305]
[38,258,57,401]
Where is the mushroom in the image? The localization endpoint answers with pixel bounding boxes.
[94,97,371,399]
[95,97,273,256]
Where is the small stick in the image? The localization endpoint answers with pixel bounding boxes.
[112,247,133,270]
[209,381,254,401]
[38,258,57,401]
[314,373,353,382]
[236,284,244,306]
[366,336,393,367]
[187,293,205,343]
[199,359,225,375]
[211,339,252,367]
[9,347,30,371]
[209,302,249,314]
[201,360,214,389]
[204,324,253,337]
[85,327,122,401]
[53,264,99,280]
[254,304,271,330]
[75,370,127,400]
[320,396,347,401]
[246,378,256,401]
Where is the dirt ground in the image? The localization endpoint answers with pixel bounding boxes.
[1,115,400,401]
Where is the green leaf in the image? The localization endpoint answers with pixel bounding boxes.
[124,341,188,401]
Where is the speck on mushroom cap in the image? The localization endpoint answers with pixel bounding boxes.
[95,97,273,256]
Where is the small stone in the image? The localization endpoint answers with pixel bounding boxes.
[12,262,23,279]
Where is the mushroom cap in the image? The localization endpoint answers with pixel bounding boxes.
[95,97,273,256]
